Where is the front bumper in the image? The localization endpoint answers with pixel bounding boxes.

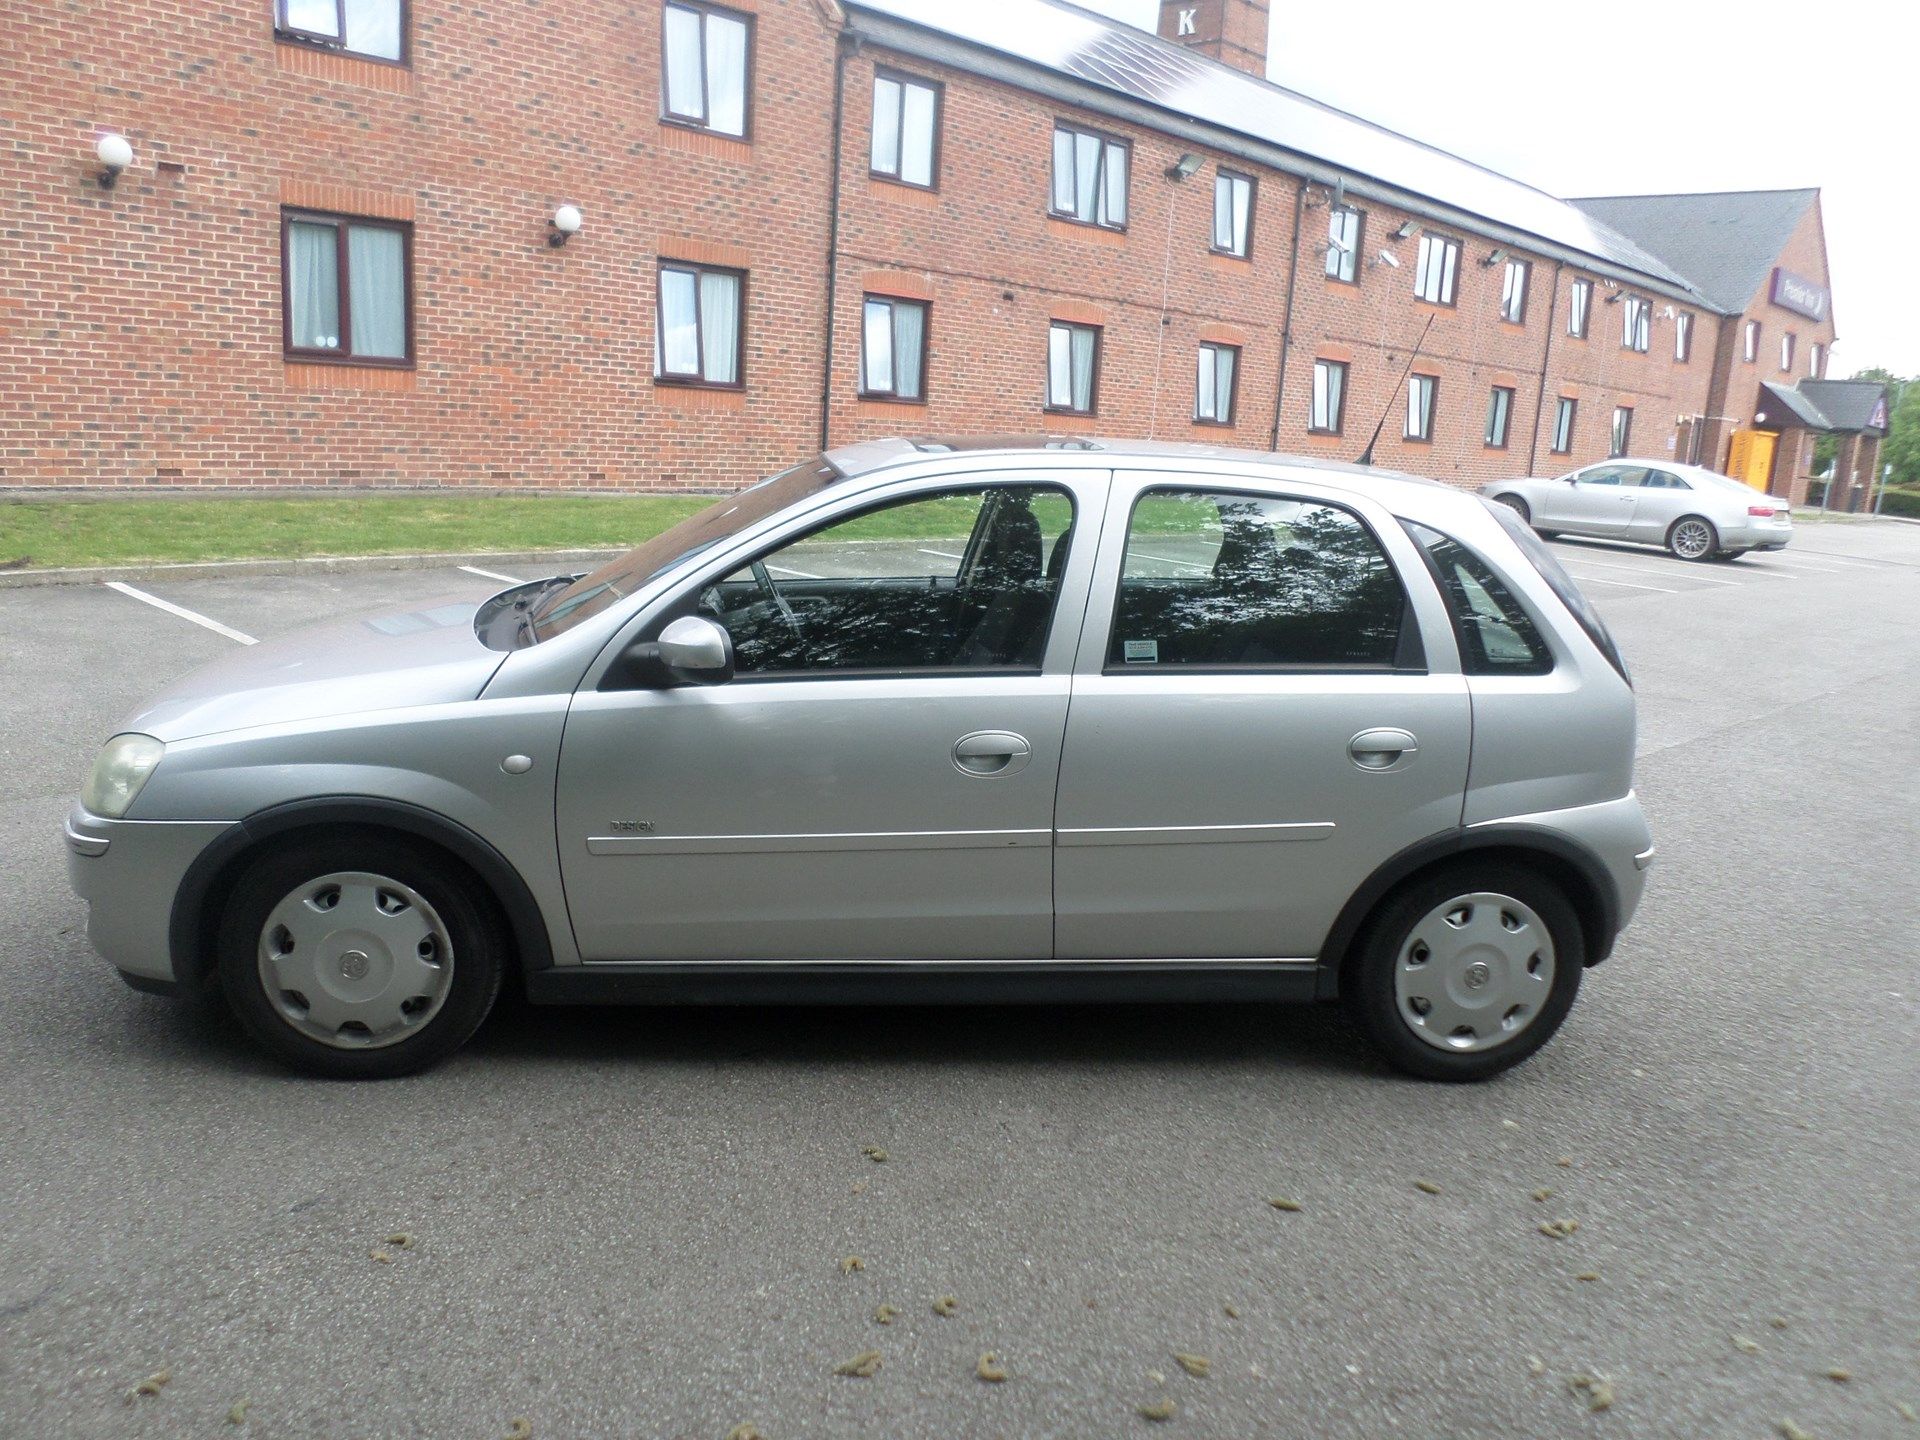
[64,804,234,987]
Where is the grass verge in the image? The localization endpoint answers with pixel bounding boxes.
[0,495,716,570]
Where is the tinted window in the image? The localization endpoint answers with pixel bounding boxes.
[699,486,1074,675]
[1107,490,1403,669]
[1406,523,1552,675]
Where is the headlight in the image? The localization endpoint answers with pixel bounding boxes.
[81,734,165,819]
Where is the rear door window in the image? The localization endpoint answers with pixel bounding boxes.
[1405,522,1552,675]
[1106,489,1405,669]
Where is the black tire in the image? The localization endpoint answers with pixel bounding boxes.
[1492,493,1530,523]
[1665,515,1718,562]
[1342,862,1585,1082]
[1537,530,1561,541]
[216,832,507,1079]
[1712,549,1746,562]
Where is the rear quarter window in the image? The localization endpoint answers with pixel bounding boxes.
[1404,521,1552,675]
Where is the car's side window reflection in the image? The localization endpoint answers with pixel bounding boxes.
[1106,489,1404,670]
[1405,522,1552,675]
[696,485,1074,675]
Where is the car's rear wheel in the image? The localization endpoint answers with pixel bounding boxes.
[1492,494,1530,523]
[216,833,506,1079]
[1666,515,1718,561]
[1343,863,1584,1081]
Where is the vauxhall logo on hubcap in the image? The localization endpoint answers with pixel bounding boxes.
[1463,961,1491,990]
[339,950,371,981]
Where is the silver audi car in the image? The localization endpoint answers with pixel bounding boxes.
[67,439,1653,1082]
[1482,458,1793,561]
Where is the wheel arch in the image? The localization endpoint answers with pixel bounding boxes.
[1316,826,1621,998]
[169,797,554,990]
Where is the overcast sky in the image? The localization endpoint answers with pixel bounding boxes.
[1083,0,1912,379]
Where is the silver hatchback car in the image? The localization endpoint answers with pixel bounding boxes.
[68,439,1653,1081]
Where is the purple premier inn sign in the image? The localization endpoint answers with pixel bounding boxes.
[1770,267,1830,321]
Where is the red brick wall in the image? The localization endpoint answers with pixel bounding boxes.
[0,0,1797,497]
[1,0,838,492]
[1700,196,1837,478]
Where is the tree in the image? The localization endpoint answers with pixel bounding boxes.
[1883,378,1920,489]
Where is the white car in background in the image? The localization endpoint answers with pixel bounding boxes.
[1482,459,1792,562]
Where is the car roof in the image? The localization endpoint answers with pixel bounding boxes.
[824,434,1454,506]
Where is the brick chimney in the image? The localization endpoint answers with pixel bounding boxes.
[1157,0,1269,77]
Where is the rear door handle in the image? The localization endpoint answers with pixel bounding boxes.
[1349,728,1418,772]
[953,730,1032,777]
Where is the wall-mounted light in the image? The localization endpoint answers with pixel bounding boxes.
[1392,220,1417,240]
[1755,410,1770,425]
[1164,153,1203,181]
[548,204,583,247]
[95,133,133,188]
[1604,290,1624,305]
[1374,249,1400,268]
[1660,304,1677,319]
[1480,246,1507,267]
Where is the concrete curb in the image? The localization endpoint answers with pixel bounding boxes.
[0,548,626,590]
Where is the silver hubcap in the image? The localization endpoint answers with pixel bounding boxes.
[256,871,454,1049]
[1393,892,1555,1053]
[1672,520,1712,558]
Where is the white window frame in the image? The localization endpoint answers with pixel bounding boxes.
[1309,358,1347,434]
[1405,373,1437,441]
[1568,278,1591,338]
[1414,234,1459,305]
[1744,319,1760,362]
[1675,312,1693,363]
[1499,259,1528,324]
[1326,207,1361,283]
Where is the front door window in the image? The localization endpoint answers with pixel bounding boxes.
[697,486,1074,674]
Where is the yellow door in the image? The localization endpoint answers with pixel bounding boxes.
[1726,428,1777,491]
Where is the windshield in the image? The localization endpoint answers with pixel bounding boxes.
[529,457,844,639]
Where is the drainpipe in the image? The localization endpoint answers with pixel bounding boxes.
[1267,176,1308,452]
[818,28,858,452]
[1525,259,1564,476]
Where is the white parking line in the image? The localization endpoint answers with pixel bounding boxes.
[1557,555,1744,587]
[918,548,965,561]
[1559,570,1680,594]
[458,564,525,584]
[1132,551,1211,571]
[104,581,257,645]
[765,564,820,579]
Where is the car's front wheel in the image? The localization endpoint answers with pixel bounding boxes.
[1343,863,1584,1081]
[216,833,506,1078]
[1666,515,1718,562]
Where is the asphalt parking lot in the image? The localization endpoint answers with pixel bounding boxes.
[3,522,1917,1438]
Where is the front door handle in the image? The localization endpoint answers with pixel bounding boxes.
[953,730,1032,778]
[1349,728,1418,772]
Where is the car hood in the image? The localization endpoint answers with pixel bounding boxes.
[123,596,508,743]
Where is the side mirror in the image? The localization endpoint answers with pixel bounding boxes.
[654,615,734,685]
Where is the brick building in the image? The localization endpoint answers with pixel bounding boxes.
[1,0,1863,502]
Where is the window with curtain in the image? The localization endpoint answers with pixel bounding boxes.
[276,0,405,63]
[1046,321,1099,413]
[654,262,745,387]
[662,0,750,138]
[1499,258,1529,323]
[1744,320,1760,361]
[860,296,928,401]
[1405,374,1437,441]
[1309,358,1346,434]
[1050,124,1128,229]
[1809,341,1823,378]
[1551,396,1577,454]
[1780,333,1795,372]
[1675,312,1693,363]
[1212,171,1253,256]
[282,210,410,362]
[1195,343,1238,424]
[1326,206,1361,283]
[1622,296,1650,352]
[1485,386,1513,448]
[1610,406,1633,457]
[1414,234,1459,305]
[1568,278,1592,338]
[870,71,940,188]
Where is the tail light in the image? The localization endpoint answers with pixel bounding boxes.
[1748,505,1776,516]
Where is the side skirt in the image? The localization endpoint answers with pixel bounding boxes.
[525,962,1326,1008]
